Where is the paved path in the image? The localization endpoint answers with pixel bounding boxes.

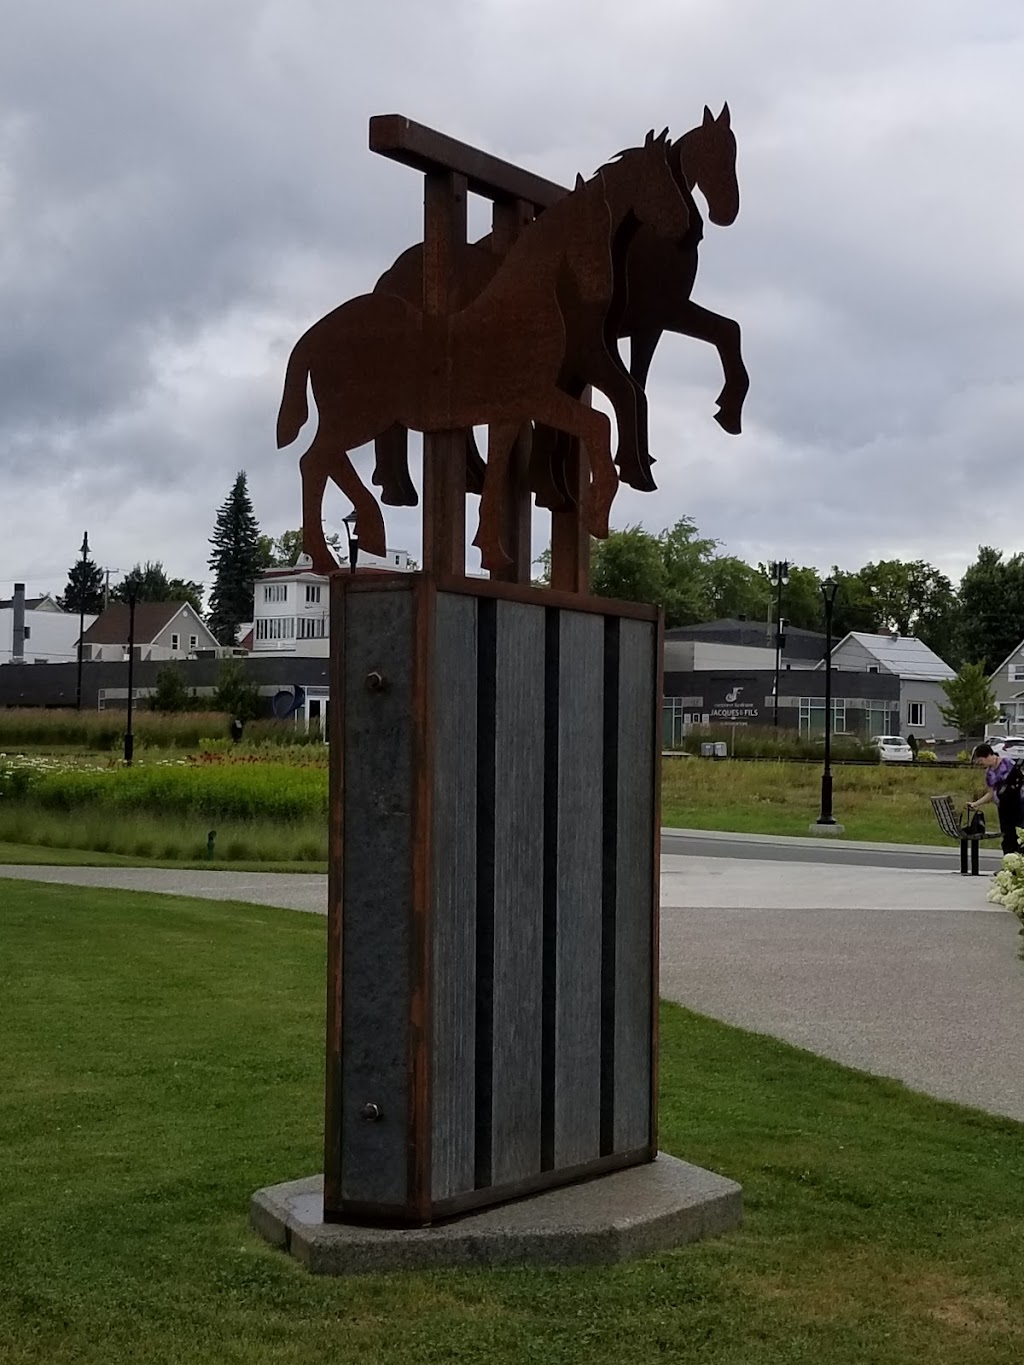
[661,826,1004,872]
[4,846,1023,1121]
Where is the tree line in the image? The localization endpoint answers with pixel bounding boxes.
[570,517,1022,675]
[53,492,1024,678]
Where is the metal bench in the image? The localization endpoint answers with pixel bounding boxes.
[930,794,999,875]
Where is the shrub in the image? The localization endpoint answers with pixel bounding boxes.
[916,749,937,764]
[679,725,879,763]
[148,666,195,713]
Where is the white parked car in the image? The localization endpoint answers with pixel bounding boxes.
[991,736,1024,761]
[871,735,914,762]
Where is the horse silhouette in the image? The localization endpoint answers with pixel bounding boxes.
[369,104,746,511]
[276,132,691,574]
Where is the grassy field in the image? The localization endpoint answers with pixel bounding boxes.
[662,758,982,845]
[0,841,326,872]
[0,749,987,865]
[3,879,1024,1363]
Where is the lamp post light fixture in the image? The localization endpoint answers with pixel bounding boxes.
[75,531,90,712]
[769,560,789,727]
[342,512,359,575]
[815,576,842,831]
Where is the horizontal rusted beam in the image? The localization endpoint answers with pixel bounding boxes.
[369,114,567,210]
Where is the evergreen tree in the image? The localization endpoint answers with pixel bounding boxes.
[112,561,204,615]
[57,552,105,614]
[207,472,262,644]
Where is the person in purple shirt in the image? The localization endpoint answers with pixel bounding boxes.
[968,743,1023,854]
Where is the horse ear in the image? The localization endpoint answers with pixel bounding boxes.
[703,105,714,127]
[719,102,731,129]
[645,128,655,145]
[657,127,669,144]
[575,172,585,190]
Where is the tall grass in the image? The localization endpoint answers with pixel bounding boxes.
[0,708,322,751]
[677,724,879,762]
[0,806,327,862]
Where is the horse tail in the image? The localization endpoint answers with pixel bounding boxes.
[276,340,310,449]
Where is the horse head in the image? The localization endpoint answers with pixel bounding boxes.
[599,129,690,244]
[677,104,739,227]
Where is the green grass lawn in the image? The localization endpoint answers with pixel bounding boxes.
[662,758,983,845]
[3,880,1024,1363]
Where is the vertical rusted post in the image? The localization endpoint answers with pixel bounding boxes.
[489,198,534,584]
[549,390,593,593]
[422,171,468,578]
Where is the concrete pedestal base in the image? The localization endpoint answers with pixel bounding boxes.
[251,1154,742,1275]
[808,821,845,836]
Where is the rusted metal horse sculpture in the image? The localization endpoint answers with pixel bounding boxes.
[276,132,691,574]
[369,104,746,512]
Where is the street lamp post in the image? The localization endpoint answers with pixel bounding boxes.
[124,587,137,766]
[342,512,360,575]
[770,560,789,727]
[75,531,90,711]
[817,576,840,827]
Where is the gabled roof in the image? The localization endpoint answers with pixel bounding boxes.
[82,602,212,645]
[830,631,955,681]
[989,638,1024,680]
[0,593,62,612]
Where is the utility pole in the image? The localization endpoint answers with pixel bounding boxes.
[103,568,120,610]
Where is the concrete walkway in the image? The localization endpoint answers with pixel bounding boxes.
[3,850,1023,1122]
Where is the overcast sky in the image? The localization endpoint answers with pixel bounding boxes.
[2,0,1022,604]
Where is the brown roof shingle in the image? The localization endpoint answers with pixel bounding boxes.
[82,602,195,645]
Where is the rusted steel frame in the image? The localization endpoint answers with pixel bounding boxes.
[408,576,436,1220]
[488,197,535,584]
[370,114,567,211]
[323,571,347,1217]
[432,571,658,623]
[421,169,468,578]
[649,612,664,1155]
[336,1145,652,1227]
[549,389,593,594]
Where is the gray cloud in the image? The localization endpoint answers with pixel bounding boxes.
[2,0,1023,604]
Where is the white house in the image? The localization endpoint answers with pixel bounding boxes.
[252,549,413,658]
[824,631,957,741]
[0,589,96,664]
[81,602,221,662]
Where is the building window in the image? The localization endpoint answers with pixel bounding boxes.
[305,584,322,604]
[263,583,288,603]
[868,665,879,673]
[255,617,296,641]
[297,615,327,639]
[907,701,925,728]
[798,698,847,737]
[189,634,198,650]
[1010,664,1024,682]
[171,633,180,651]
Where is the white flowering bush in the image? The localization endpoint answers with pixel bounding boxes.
[987,852,1024,921]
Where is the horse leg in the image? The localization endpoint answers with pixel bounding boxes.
[666,301,749,435]
[582,334,655,493]
[472,423,520,573]
[373,424,419,507]
[628,326,661,392]
[299,436,343,575]
[530,392,616,540]
[465,429,487,496]
[530,424,574,512]
[326,456,387,561]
